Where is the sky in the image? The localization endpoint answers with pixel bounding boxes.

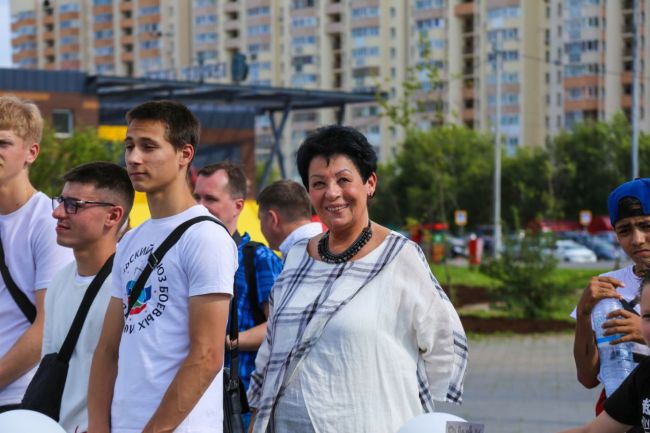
[0,0,11,67]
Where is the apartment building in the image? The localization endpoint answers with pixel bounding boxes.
[547,0,650,135]
[10,0,650,172]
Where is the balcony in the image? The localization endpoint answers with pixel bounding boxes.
[326,2,343,14]
[120,35,134,45]
[461,108,475,121]
[462,87,474,100]
[454,2,475,17]
[224,19,240,31]
[224,1,239,13]
[326,22,343,33]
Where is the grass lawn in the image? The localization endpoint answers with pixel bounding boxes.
[431,262,613,321]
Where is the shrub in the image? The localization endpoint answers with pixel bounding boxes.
[479,232,565,319]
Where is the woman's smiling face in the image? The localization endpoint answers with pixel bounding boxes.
[307,154,376,234]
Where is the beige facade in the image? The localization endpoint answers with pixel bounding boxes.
[10,0,650,171]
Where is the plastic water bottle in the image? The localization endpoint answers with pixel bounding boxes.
[592,298,638,396]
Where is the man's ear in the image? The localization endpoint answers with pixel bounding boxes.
[179,143,195,168]
[25,142,40,166]
[106,205,125,230]
[235,197,245,214]
[269,208,281,228]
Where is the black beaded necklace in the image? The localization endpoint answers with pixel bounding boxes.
[318,220,373,264]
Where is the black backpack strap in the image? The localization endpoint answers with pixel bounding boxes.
[125,216,226,318]
[242,241,266,326]
[227,277,241,380]
[57,254,114,363]
[0,234,36,323]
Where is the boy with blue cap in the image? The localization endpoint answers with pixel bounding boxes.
[573,178,650,419]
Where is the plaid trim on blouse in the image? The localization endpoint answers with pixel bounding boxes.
[248,232,468,432]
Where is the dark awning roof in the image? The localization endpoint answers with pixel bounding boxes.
[88,75,377,114]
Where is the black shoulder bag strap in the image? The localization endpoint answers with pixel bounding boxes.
[0,234,36,323]
[57,254,114,363]
[225,260,249,419]
[243,241,266,326]
[125,216,226,318]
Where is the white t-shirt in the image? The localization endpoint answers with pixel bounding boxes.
[42,261,112,433]
[0,192,73,405]
[571,265,650,356]
[110,205,237,433]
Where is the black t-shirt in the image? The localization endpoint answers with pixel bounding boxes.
[604,357,650,431]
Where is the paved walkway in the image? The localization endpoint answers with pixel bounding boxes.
[436,333,601,433]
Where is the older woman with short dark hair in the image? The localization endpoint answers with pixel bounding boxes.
[248,125,467,433]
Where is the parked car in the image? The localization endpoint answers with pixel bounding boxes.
[446,234,468,257]
[551,239,598,263]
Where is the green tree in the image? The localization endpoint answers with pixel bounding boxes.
[372,126,493,227]
[501,146,557,228]
[30,126,121,197]
[550,113,631,219]
[369,162,403,227]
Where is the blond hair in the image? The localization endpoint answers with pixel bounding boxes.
[0,95,43,143]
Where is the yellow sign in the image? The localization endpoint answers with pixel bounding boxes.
[97,125,127,142]
[128,194,269,246]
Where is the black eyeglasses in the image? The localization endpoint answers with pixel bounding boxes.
[52,196,115,214]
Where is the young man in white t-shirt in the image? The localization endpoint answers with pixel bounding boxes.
[44,162,134,433]
[0,96,73,412]
[88,100,237,433]
[573,178,650,417]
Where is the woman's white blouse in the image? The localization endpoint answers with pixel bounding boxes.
[249,233,468,433]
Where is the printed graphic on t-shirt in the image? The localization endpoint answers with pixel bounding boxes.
[643,398,650,431]
[122,243,171,335]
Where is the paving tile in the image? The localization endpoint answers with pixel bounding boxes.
[436,334,601,433]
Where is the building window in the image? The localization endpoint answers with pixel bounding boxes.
[248,24,271,36]
[60,19,80,29]
[351,6,379,20]
[52,110,74,137]
[59,3,81,13]
[247,6,270,16]
[140,6,160,16]
[95,13,113,23]
[94,29,113,39]
[291,16,317,28]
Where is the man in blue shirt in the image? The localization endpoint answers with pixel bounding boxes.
[194,162,282,395]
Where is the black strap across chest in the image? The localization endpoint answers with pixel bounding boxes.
[0,234,36,323]
[58,254,114,362]
[125,216,227,318]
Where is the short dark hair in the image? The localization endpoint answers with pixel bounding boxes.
[63,162,135,223]
[296,125,377,189]
[197,161,247,199]
[258,180,312,222]
[126,100,200,152]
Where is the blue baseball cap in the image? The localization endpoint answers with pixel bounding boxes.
[607,178,650,226]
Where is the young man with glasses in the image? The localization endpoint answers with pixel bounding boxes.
[0,96,73,412]
[88,101,237,433]
[44,162,134,433]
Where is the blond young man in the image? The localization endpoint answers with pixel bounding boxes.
[88,101,237,433]
[0,96,72,412]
